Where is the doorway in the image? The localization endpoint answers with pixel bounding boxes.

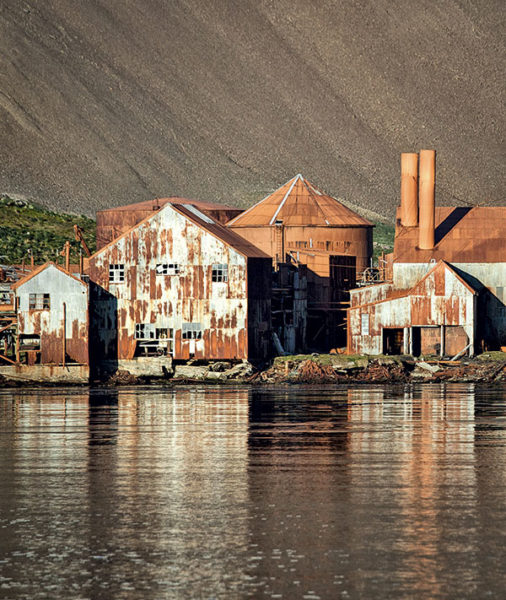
[382,328,404,355]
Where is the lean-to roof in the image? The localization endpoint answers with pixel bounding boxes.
[394,206,506,263]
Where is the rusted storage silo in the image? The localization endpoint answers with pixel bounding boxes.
[226,174,373,275]
[227,174,374,350]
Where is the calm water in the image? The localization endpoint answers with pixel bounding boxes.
[0,384,505,600]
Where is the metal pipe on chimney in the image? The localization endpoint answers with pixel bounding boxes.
[418,149,436,250]
[400,153,418,227]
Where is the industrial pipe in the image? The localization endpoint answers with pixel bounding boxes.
[400,153,418,227]
[418,149,436,250]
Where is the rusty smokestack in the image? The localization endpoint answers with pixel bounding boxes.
[418,149,436,250]
[400,152,418,227]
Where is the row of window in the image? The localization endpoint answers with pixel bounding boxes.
[109,264,228,283]
[135,323,202,340]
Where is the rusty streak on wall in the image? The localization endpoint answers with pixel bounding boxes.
[89,203,272,362]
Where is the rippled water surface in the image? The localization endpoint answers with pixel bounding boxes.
[1,384,505,599]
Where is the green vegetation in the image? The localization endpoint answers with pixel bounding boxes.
[0,195,96,264]
[372,221,395,260]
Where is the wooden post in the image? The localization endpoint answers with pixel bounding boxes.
[64,241,71,273]
[15,334,20,365]
[62,302,66,367]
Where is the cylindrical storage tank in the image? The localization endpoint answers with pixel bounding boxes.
[400,153,418,227]
[418,149,436,250]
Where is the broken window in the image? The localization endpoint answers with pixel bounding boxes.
[19,334,41,349]
[29,293,50,310]
[134,325,174,356]
[135,323,155,339]
[0,292,11,305]
[182,323,203,340]
[156,263,181,276]
[212,264,228,283]
[109,264,125,283]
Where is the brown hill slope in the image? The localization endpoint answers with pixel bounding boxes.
[0,0,504,219]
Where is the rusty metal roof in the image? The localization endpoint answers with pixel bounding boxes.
[171,204,270,259]
[97,196,239,214]
[92,202,270,260]
[394,206,506,263]
[12,262,87,290]
[227,174,373,228]
[350,260,479,311]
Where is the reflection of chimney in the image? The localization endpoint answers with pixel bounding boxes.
[418,149,436,250]
[400,153,418,227]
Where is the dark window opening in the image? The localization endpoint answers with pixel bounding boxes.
[212,264,228,283]
[29,293,50,310]
[19,334,41,349]
[109,264,125,283]
[156,263,181,276]
[134,324,174,356]
[182,323,203,340]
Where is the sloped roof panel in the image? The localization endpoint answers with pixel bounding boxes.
[227,175,373,228]
[98,196,238,213]
[393,206,506,263]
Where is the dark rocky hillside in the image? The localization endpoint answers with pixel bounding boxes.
[0,0,504,219]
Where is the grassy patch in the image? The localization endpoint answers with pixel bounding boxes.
[372,221,395,259]
[0,195,96,264]
[476,351,506,362]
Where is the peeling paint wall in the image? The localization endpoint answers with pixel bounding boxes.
[16,265,89,364]
[348,263,476,355]
[89,204,271,362]
[394,262,506,345]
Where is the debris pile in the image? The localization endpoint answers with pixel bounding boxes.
[295,359,337,383]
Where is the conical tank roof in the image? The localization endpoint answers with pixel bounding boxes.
[227,174,373,227]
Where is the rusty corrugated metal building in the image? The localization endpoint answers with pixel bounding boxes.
[348,260,478,355]
[88,201,272,370]
[227,174,373,350]
[12,262,89,365]
[348,150,506,356]
[96,197,243,250]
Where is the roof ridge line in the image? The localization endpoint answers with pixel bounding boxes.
[226,174,299,226]
[269,175,301,225]
[301,177,330,225]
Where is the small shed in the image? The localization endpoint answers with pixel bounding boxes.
[12,262,89,365]
[348,261,478,357]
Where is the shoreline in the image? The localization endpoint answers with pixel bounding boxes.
[1,353,505,388]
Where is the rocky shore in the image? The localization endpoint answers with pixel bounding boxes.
[1,353,505,387]
[254,353,506,384]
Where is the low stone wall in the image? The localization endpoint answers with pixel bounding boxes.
[0,364,89,383]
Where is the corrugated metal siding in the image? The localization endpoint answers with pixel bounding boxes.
[348,262,476,355]
[89,204,271,361]
[16,264,89,364]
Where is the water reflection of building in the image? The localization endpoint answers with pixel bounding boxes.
[345,384,478,598]
[85,387,251,598]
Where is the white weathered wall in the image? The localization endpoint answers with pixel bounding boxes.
[16,265,88,338]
